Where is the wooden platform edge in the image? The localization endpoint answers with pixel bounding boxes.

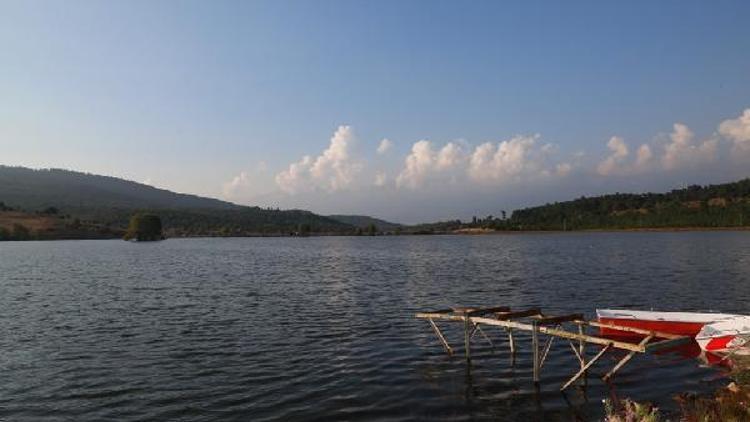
[416,306,697,391]
[416,312,646,353]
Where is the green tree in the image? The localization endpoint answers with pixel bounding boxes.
[124,213,164,241]
[366,223,378,236]
[297,223,311,236]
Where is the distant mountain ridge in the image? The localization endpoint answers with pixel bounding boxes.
[327,215,402,231]
[0,166,352,237]
[509,178,750,230]
[0,166,237,211]
[393,177,750,234]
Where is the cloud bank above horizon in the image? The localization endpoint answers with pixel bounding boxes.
[222,107,750,223]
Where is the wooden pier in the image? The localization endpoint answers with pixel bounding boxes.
[416,306,692,391]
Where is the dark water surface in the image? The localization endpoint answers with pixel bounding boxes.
[1,232,749,421]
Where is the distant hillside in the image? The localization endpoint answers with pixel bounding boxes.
[327,215,402,231]
[104,207,351,237]
[0,208,122,241]
[403,178,750,234]
[0,166,353,238]
[0,166,237,211]
[509,178,750,231]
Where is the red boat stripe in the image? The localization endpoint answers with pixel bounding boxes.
[598,318,705,337]
[705,336,734,351]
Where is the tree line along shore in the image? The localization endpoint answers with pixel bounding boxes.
[2,169,750,241]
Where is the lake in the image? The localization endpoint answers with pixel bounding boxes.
[1,232,749,421]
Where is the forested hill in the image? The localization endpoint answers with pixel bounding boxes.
[0,166,237,211]
[509,178,750,230]
[327,215,402,231]
[0,166,352,238]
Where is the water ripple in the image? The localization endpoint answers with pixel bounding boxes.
[1,233,748,420]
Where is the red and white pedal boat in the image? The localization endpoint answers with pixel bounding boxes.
[696,316,750,354]
[596,309,740,338]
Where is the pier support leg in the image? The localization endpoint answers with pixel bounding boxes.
[540,326,557,369]
[507,327,516,365]
[561,343,612,391]
[532,321,540,384]
[428,318,454,357]
[472,322,494,349]
[578,324,587,388]
[569,339,584,366]
[602,335,652,382]
[464,315,471,363]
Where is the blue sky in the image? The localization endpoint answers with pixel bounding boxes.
[2,1,750,222]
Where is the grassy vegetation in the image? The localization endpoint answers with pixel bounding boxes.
[604,398,662,422]
[605,362,750,422]
[0,209,122,240]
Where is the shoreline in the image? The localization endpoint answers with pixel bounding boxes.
[1,226,749,242]
[459,226,750,235]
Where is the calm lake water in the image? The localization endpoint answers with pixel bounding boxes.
[1,233,749,421]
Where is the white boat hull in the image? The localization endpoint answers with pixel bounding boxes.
[596,309,739,338]
[696,316,750,354]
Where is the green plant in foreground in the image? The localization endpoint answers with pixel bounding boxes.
[675,382,750,422]
[604,379,750,422]
[604,398,662,422]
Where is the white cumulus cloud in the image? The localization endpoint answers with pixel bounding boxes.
[374,171,387,187]
[596,122,720,177]
[396,140,437,189]
[395,141,467,189]
[377,138,393,155]
[596,136,629,176]
[635,144,653,168]
[276,125,362,194]
[719,108,750,152]
[662,123,717,170]
[395,135,566,189]
[468,135,543,183]
[223,161,272,200]
[257,107,750,217]
[436,142,464,170]
[223,171,251,198]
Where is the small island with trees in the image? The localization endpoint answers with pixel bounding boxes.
[123,214,164,242]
